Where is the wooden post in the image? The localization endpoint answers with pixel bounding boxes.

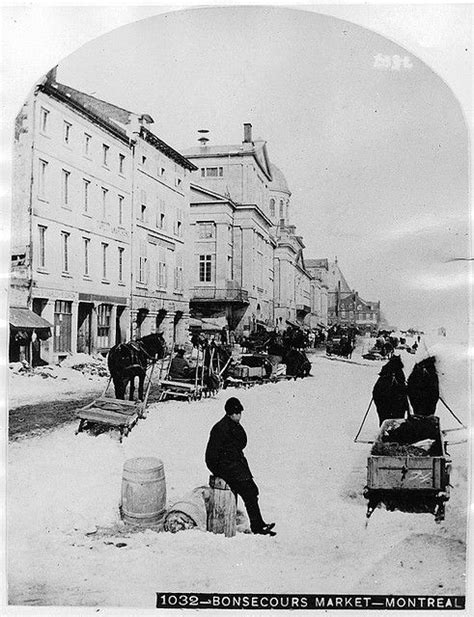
[207,475,236,537]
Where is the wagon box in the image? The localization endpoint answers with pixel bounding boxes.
[367,455,449,491]
[363,417,452,522]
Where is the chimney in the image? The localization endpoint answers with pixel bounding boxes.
[198,129,209,148]
[243,123,253,144]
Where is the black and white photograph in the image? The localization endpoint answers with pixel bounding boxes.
[1,3,472,615]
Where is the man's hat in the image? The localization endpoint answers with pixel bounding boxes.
[225,397,243,415]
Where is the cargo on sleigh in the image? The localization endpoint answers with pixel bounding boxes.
[363,416,451,522]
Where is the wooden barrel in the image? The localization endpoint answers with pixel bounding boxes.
[207,475,236,538]
[121,457,166,525]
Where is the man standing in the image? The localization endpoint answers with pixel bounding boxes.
[205,397,276,536]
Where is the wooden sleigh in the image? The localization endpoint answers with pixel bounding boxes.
[75,360,157,442]
[363,417,451,522]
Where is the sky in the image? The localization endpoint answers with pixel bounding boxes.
[2,5,472,338]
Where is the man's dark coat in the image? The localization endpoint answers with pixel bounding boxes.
[205,415,252,484]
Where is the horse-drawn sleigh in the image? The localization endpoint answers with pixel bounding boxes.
[75,333,167,441]
[355,353,466,523]
[158,342,231,402]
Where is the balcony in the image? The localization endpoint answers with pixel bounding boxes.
[190,286,249,304]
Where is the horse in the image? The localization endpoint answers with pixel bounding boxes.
[372,355,409,426]
[284,348,312,379]
[407,356,439,416]
[338,335,354,359]
[107,332,167,400]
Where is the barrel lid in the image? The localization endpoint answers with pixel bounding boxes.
[124,457,163,472]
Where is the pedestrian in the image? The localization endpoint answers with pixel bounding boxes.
[205,397,276,536]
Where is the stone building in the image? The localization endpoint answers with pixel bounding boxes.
[305,257,380,331]
[186,125,315,335]
[338,293,381,333]
[10,70,195,363]
[270,164,312,329]
[304,259,329,327]
[185,124,276,334]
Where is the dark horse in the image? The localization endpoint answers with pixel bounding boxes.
[107,333,167,400]
[372,355,409,426]
[407,356,439,416]
[266,332,311,378]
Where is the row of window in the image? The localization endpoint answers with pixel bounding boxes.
[40,106,127,173]
[269,198,288,218]
[138,190,183,235]
[37,161,184,234]
[200,167,224,178]
[139,153,183,187]
[136,244,184,292]
[339,310,377,320]
[38,159,127,224]
[38,225,126,282]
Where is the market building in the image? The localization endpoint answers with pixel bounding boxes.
[185,124,276,334]
[185,126,316,335]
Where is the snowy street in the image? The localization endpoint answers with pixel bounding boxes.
[8,347,468,608]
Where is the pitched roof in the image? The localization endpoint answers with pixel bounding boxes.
[140,127,197,171]
[48,82,133,126]
[39,81,130,143]
[39,79,196,170]
[184,140,273,180]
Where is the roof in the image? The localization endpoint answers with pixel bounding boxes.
[48,82,134,126]
[305,258,329,269]
[40,81,130,143]
[140,127,197,171]
[269,163,291,195]
[184,140,273,180]
[190,182,236,205]
[39,79,195,170]
[10,307,52,329]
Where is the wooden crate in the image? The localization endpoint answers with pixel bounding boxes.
[367,455,447,491]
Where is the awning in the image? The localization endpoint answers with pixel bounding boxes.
[285,319,302,329]
[9,307,52,329]
[189,316,227,331]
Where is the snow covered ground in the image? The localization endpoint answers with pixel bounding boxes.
[6,339,471,614]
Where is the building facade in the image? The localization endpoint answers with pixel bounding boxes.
[304,259,329,327]
[185,124,276,333]
[10,71,195,363]
[186,126,316,335]
[130,125,195,347]
[305,258,381,332]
